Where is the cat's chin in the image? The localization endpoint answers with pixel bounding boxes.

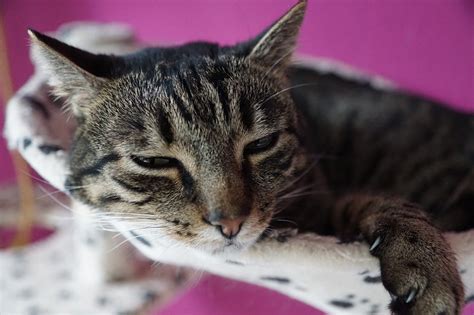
[205,234,261,256]
[192,220,268,256]
[209,244,242,256]
[212,240,248,255]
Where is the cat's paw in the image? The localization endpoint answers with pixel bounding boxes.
[368,222,464,315]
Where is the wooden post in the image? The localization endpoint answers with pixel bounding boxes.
[0,13,36,247]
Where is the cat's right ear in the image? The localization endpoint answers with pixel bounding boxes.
[235,0,307,72]
[28,29,123,117]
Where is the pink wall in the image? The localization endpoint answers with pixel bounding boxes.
[1,0,473,184]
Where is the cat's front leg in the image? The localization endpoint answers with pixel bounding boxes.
[332,194,464,315]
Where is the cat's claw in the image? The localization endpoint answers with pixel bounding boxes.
[373,222,464,315]
[369,236,382,252]
[404,289,416,303]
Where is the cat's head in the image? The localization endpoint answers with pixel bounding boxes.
[29,1,309,254]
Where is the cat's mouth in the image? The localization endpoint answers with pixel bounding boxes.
[210,240,243,255]
[224,240,236,247]
[208,225,269,255]
[114,210,270,256]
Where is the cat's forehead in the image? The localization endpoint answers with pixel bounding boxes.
[90,54,294,157]
[110,58,288,125]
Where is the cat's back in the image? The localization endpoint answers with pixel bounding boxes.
[288,63,474,230]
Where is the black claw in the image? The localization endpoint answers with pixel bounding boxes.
[404,288,417,304]
[369,236,382,252]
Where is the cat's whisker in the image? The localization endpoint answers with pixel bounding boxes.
[281,190,329,200]
[101,211,156,219]
[273,201,297,216]
[108,236,138,253]
[263,226,275,233]
[276,158,320,194]
[108,229,175,253]
[143,235,192,261]
[36,182,99,200]
[101,217,157,222]
[189,268,206,289]
[38,185,76,212]
[278,183,315,199]
[271,217,298,226]
[36,186,83,199]
[129,225,172,232]
[150,260,163,270]
[89,211,158,220]
[256,82,320,109]
[262,50,294,79]
[37,190,66,200]
[19,169,52,185]
[97,215,157,222]
[277,188,329,201]
[84,217,164,234]
[43,213,77,222]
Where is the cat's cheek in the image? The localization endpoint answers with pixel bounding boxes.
[252,157,301,193]
[243,206,273,239]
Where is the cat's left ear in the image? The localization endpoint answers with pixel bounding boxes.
[238,0,307,70]
[28,29,124,117]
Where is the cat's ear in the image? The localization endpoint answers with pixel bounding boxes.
[239,0,306,70]
[28,29,123,117]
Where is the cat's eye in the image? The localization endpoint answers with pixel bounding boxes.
[244,133,279,155]
[131,155,178,169]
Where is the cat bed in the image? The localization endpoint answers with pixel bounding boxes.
[4,23,474,315]
[0,186,191,315]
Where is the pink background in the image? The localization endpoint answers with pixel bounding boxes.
[1,1,473,314]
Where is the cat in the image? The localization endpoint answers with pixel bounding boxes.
[27,0,472,314]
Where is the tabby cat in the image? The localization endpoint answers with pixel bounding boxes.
[28,1,473,314]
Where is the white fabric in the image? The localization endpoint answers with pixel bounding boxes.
[0,188,192,315]
[4,23,473,315]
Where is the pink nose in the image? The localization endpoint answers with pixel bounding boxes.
[215,217,245,239]
[205,212,246,239]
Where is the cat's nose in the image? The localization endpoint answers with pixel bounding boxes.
[216,217,245,239]
[205,211,247,239]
